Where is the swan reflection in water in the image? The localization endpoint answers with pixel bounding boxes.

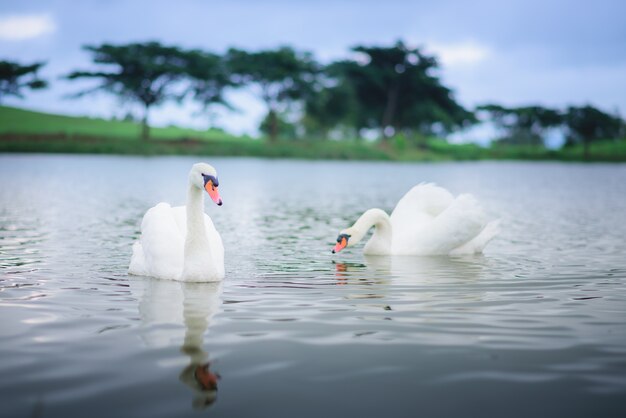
[334,254,486,281]
[135,278,223,409]
[334,254,487,285]
[333,255,489,339]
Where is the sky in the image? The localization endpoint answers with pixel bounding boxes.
[1,0,625,139]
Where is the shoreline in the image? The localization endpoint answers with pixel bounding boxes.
[1,133,625,162]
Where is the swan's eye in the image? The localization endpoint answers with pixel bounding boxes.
[202,174,219,188]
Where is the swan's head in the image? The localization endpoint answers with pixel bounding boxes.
[332,232,351,253]
[331,210,386,253]
[189,163,222,206]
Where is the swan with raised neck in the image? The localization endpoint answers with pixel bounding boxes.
[128,162,225,282]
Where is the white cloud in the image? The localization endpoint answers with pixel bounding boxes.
[427,40,491,67]
[0,14,56,41]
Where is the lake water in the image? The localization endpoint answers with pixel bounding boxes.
[1,154,625,417]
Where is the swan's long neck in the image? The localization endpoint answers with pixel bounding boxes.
[349,208,393,255]
[181,183,215,280]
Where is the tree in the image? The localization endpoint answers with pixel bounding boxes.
[182,50,234,128]
[66,42,188,140]
[301,64,358,139]
[564,105,624,159]
[331,41,474,142]
[259,111,298,140]
[226,46,319,142]
[0,60,47,102]
[478,104,562,146]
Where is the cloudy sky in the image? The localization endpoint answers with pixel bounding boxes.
[1,0,625,137]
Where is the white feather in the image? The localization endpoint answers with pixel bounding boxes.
[129,163,224,282]
[341,183,499,255]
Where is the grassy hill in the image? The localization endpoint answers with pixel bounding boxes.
[0,105,398,159]
[1,105,624,161]
[0,105,244,141]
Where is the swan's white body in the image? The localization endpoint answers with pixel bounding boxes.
[338,183,499,256]
[129,163,225,282]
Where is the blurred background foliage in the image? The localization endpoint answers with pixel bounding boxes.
[1,40,625,160]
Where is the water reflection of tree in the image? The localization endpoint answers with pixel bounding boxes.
[136,279,223,409]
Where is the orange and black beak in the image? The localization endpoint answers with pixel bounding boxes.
[332,233,350,253]
[202,174,222,206]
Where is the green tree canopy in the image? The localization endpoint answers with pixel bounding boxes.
[301,63,358,140]
[564,105,625,158]
[66,42,188,140]
[0,60,47,102]
[226,46,320,141]
[182,49,234,128]
[329,41,474,141]
[478,104,563,146]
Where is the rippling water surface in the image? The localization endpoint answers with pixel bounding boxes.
[1,155,625,417]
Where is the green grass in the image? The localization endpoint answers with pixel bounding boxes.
[1,105,625,161]
[487,142,626,162]
[559,140,626,161]
[0,105,244,141]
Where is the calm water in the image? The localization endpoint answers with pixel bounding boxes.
[1,155,625,418]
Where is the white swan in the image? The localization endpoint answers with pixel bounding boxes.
[332,183,499,256]
[129,163,225,282]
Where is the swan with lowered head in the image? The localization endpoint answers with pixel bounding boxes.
[129,163,225,282]
[332,183,499,256]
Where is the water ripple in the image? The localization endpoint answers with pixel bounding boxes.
[1,156,626,417]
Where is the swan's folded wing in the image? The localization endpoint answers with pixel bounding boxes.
[402,194,487,255]
[450,219,500,255]
[137,203,185,279]
[391,183,455,254]
[392,183,455,220]
[128,241,147,276]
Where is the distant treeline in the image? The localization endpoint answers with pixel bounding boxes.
[1,40,625,157]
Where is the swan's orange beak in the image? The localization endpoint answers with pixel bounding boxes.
[205,181,222,206]
[332,234,350,253]
[203,175,222,206]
